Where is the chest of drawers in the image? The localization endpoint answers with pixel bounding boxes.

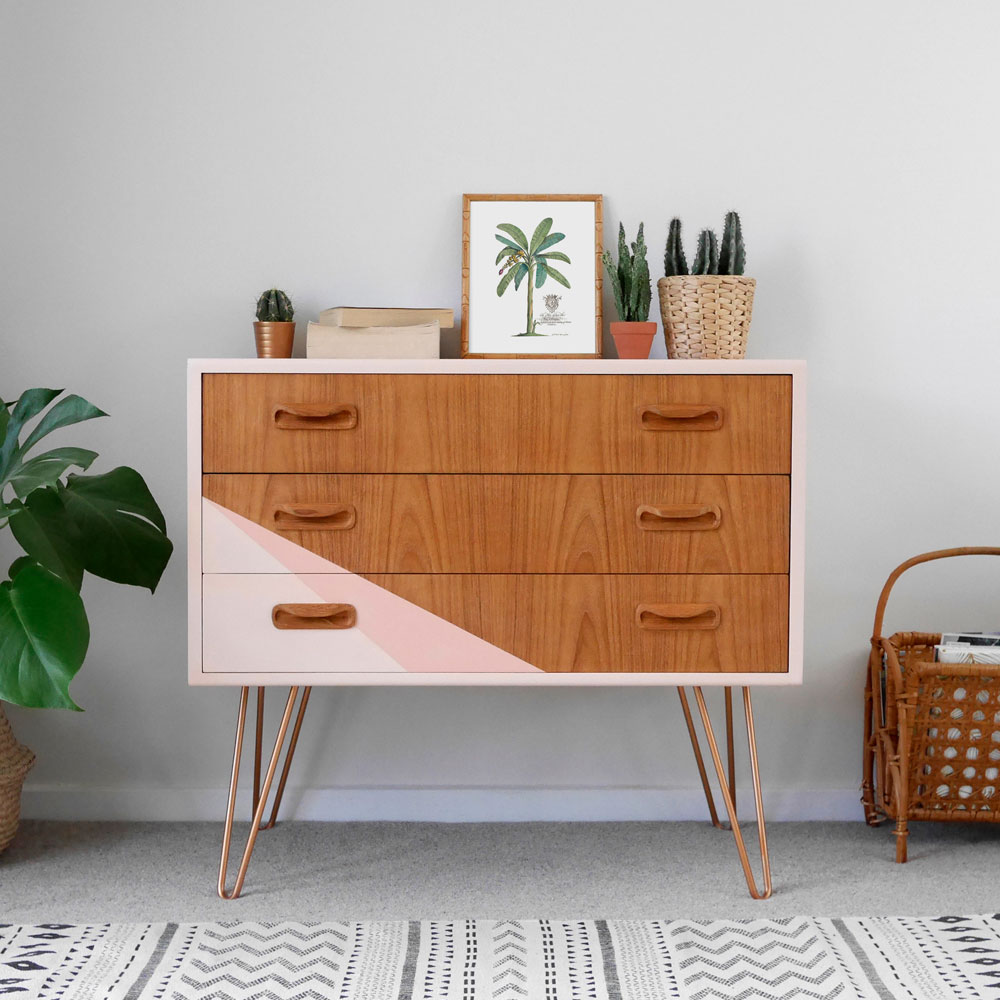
[188,359,804,687]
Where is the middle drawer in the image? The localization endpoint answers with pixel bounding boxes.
[203,474,789,574]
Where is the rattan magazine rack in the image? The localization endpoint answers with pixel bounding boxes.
[863,547,1000,862]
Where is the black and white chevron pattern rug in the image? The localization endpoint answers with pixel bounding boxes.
[3,915,999,999]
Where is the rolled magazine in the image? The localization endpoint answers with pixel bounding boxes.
[935,632,1000,663]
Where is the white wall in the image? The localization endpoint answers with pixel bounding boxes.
[3,1,999,823]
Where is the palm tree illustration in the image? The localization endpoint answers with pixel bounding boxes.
[495,218,571,335]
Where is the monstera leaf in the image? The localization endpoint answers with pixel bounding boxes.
[8,487,84,589]
[0,391,104,490]
[0,388,172,709]
[0,561,89,710]
[60,468,172,592]
[8,446,97,499]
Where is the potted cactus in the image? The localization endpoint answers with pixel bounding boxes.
[658,211,755,359]
[602,222,656,359]
[254,288,295,358]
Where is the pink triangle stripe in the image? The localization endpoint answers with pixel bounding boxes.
[207,500,541,674]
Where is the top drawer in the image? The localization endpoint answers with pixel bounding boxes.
[202,373,791,474]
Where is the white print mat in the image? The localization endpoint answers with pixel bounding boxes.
[3,915,999,998]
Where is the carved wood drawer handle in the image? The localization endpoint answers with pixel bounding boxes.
[636,603,721,631]
[272,603,357,630]
[272,503,357,531]
[637,404,724,431]
[636,504,722,532]
[272,403,358,430]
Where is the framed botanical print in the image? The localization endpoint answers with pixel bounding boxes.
[461,194,603,358]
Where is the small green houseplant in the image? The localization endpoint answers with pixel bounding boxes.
[254,288,295,357]
[602,222,656,358]
[658,211,755,358]
[0,388,173,850]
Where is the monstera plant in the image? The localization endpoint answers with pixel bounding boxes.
[0,388,173,709]
[0,388,172,849]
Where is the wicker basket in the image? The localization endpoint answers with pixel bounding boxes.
[862,547,1000,862]
[656,275,756,359]
[0,703,34,854]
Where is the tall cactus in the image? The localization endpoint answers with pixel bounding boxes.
[664,217,688,277]
[663,212,747,277]
[601,249,624,321]
[602,221,651,322]
[628,224,652,322]
[616,222,632,318]
[691,229,719,275]
[717,211,746,275]
[255,288,294,322]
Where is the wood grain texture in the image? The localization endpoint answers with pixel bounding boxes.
[359,573,788,673]
[461,194,603,358]
[202,373,791,474]
[204,473,789,574]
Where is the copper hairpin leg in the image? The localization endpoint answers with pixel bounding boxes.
[680,686,772,900]
[252,686,313,831]
[678,688,722,828]
[677,687,736,829]
[252,687,264,816]
[218,685,312,899]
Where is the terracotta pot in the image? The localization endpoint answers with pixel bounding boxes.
[610,321,657,359]
[254,321,295,358]
[0,703,34,855]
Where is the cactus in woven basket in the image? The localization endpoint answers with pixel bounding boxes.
[663,211,746,277]
[717,211,746,276]
[691,229,719,275]
[601,222,652,322]
[663,218,688,277]
[255,288,294,322]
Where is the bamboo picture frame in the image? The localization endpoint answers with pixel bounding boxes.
[461,194,603,358]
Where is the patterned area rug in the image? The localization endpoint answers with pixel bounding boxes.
[3,915,999,999]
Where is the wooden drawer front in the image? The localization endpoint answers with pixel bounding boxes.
[202,573,788,674]
[202,374,791,473]
[204,474,789,574]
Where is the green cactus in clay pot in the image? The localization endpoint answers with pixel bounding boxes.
[602,222,652,323]
[253,288,295,357]
[602,222,656,358]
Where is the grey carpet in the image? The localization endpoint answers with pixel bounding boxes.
[3,820,999,922]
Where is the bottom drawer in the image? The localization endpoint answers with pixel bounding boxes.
[202,574,788,675]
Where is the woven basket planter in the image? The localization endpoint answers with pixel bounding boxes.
[0,703,34,854]
[657,275,756,359]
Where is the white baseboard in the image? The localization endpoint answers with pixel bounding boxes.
[21,785,865,823]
